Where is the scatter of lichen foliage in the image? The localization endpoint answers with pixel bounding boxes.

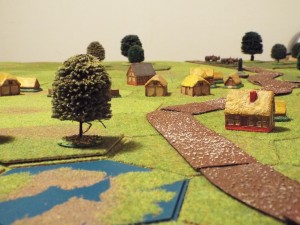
[0,172,33,202]
[12,170,184,225]
[52,54,112,123]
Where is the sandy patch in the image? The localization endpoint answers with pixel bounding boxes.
[8,168,106,200]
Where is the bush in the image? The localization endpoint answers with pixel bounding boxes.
[87,41,105,61]
[128,45,145,63]
[271,44,287,62]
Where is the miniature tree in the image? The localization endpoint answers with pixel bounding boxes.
[121,35,142,57]
[128,45,145,63]
[241,32,263,61]
[87,41,105,61]
[291,43,300,58]
[52,54,111,141]
[271,44,287,63]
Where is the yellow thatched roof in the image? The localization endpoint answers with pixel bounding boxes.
[145,74,168,87]
[225,90,274,116]
[213,71,223,80]
[202,67,214,77]
[16,77,40,89]
[181,74,209,87]
[190,67,213,79]
[224,73,242,84]
[0,72,20,86]
[275,100,286,116]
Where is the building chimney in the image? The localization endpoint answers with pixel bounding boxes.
[250,91,258,102]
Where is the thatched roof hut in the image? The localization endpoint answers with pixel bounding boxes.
[181,74,210,96]
[145,74,168,96]
[225,89,275,132]
[0,73,20,96]
[17,77,40,90]
[223,73,243,88]
[127,63,156,86]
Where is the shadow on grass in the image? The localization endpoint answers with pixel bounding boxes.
[108,138,142,157]
[272,126,290,133]
[0,135,15,144]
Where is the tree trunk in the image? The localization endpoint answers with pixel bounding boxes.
[251,54,254,61]
[79,121,83,138]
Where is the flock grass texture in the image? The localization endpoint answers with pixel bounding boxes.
[0,61,299,225]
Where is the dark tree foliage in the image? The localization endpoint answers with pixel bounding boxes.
[87,41,105,61]
[52,54,111,137]
[271,44,287,63]
[121,35,142,57]
[128,45,145,63]
[241,32,263,61]
[291,43,300,58]
[297,52,300,70]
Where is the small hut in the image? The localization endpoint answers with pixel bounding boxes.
[17,77,40,90]
[224,90,275,132]
[223,73,243,88]
[181,74,210,96]
[126,63,156,86]
[145,74,168,97]
[190,67,214,84]
[0,73,20,96]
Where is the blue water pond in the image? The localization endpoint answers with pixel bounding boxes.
[0,160,188,224]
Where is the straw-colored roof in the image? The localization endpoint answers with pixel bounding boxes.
[225,90,274,116]
[213,71,223,80]
[16,77,40,88]
[202,67,214,77]
[0,72,20,86]
[224,73,242,84]
[145,74,168,87]
[181,74,209,87]
[275,100,286,115]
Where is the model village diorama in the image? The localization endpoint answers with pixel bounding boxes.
[0,32,300,225]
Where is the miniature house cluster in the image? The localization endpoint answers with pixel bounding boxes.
[0,72,41,96]
[126,63,168,97]
[225,89,275,132]
[125,63,246,97]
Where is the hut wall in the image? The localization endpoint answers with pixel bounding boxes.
[225,78,236,86]
[146,82,167,96]
[225,114,273,132]
[194,82,210,96]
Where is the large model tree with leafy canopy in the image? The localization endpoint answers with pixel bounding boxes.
[128,45,145,63]
[87,41,105,61]
[121,35,142,57]
[291,43,300,58]
[271,44,287,63]
[52,54,111,140]
[241,31,263,61]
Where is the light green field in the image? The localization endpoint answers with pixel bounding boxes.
[0,60,299,225]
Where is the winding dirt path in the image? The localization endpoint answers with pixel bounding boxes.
[147,98,300,224]
[244,66,298,95]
